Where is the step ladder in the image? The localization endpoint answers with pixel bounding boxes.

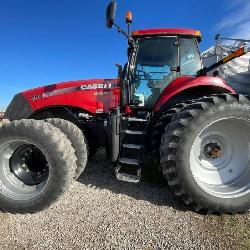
[115,116,148,183]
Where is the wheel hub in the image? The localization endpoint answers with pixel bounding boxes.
[203,142,222,159]
[9,145,49,186]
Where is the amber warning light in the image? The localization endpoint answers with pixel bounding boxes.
[126,11,133,24]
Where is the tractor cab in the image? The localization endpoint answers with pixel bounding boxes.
[127,29,202,107]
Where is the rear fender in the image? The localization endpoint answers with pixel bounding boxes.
[153,76,236,112]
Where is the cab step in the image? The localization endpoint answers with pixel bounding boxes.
[119,158,140,166]
[127,117,148,122]
[122,143,141,149]
[115,165,141,183]
[125,130,145,135]
[116,172,141,183]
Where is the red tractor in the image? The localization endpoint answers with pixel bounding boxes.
[1,1,250,214]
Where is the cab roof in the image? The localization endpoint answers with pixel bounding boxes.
[131,28,202,41]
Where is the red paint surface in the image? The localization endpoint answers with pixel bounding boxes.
[22,79,120,114]
[154,76,236,112]
[132,28,201,41]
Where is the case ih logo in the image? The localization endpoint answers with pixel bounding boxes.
[80,82,115,90]
[31,81,118,101]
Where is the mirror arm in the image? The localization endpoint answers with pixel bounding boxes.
[113,23,129,39]
[112,23,136,47]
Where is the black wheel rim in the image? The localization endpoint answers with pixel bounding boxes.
[9,144,49,186]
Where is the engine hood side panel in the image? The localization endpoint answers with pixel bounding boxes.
[6,79,120,120]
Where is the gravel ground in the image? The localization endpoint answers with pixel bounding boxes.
[0,151,249,250]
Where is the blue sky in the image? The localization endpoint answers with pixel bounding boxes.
[0,0,249,108]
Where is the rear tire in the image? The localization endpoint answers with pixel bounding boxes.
[160,94,250,213]
[0,119,76,213]
[45,118,88,179]
[151,102,190,164]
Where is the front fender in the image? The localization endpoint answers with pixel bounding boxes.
[153,76,236,112]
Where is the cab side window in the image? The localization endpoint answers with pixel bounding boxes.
[180,38,202,76]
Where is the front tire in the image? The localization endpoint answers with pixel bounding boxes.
[0,119,76,213]
[160,94,250,213]
[45,118,88,179]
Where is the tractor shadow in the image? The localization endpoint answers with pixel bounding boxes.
[77,151,188,212]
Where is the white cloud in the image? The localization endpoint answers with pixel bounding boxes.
[216,0,250,39]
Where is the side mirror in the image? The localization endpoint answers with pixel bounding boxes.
[106,1,117,28]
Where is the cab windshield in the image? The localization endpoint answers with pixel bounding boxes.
[130,36,201,106]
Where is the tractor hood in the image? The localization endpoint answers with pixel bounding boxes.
[5,79,120,121]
